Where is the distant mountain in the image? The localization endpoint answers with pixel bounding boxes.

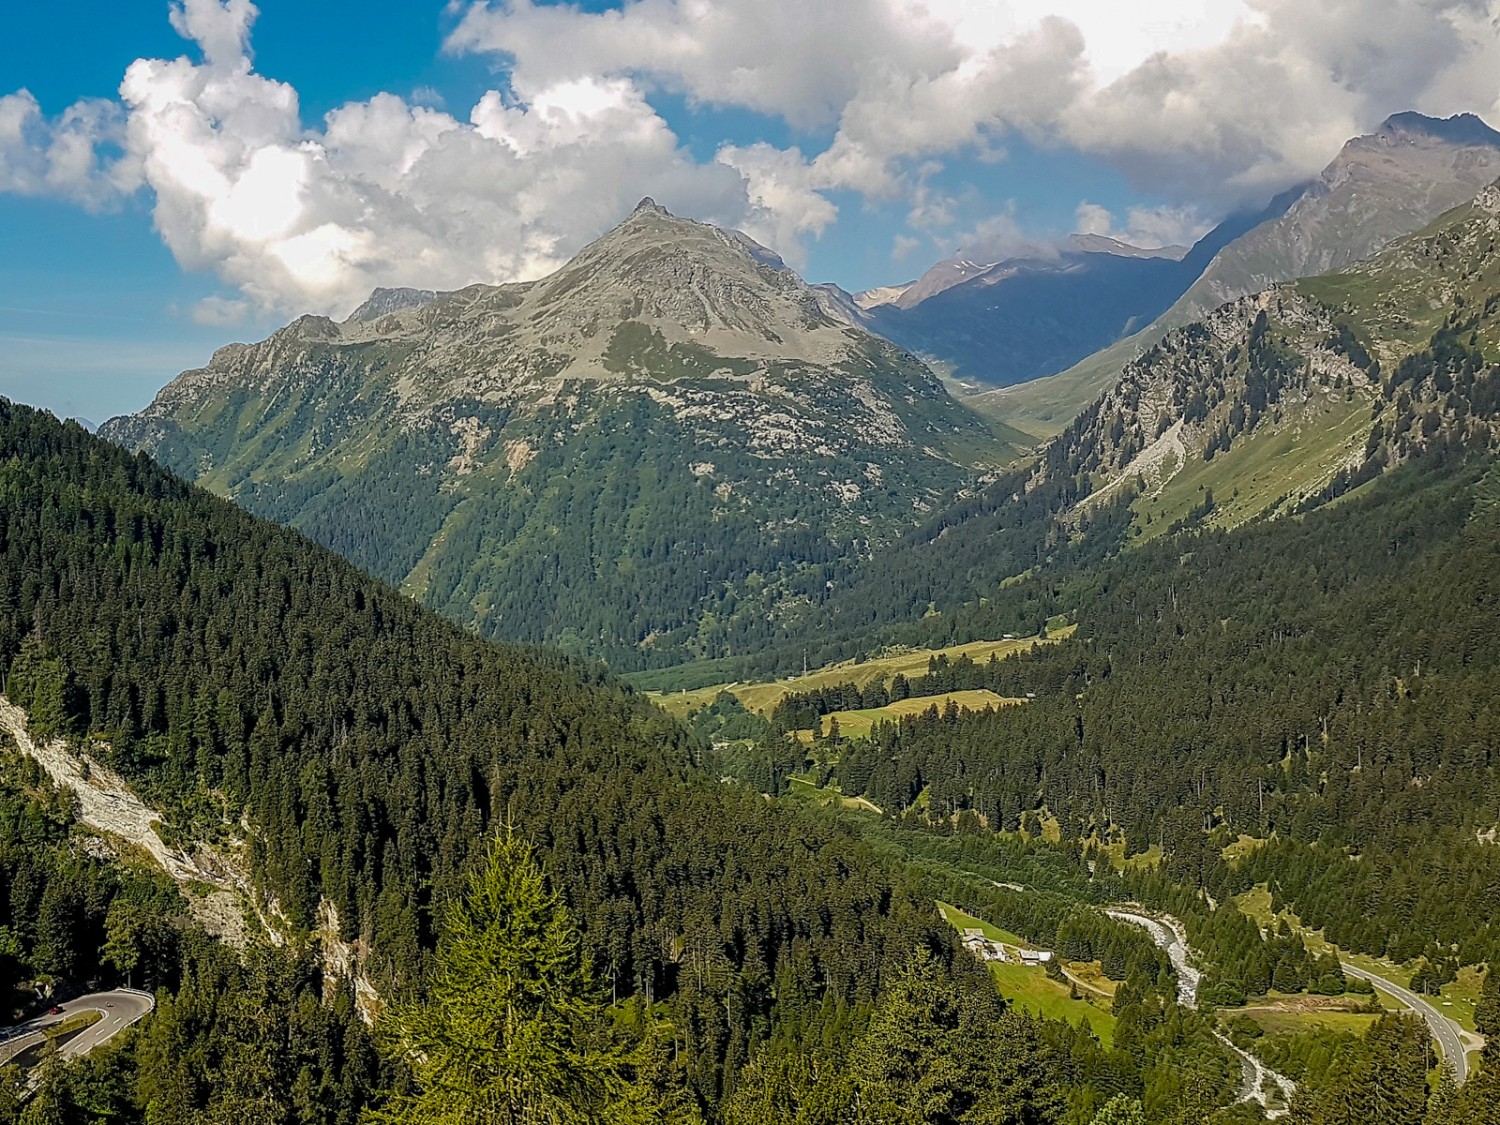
[1162,112,1500,327]
[852,202,1285,390]
[1031,174,1500,535]
[859,257,1002,311]
[102,199,1019,669]
[979,112,1500,439]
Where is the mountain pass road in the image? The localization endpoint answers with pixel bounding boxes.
[1339,963,1475,1084]
[0,989,155,1069]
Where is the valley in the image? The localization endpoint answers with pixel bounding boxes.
[3,16,1500,1116]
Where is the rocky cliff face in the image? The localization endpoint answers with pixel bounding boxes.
[103,201,1015,669]
[1036,175,1500,534]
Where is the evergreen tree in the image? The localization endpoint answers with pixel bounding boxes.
[369,834,653,1124]
[1088,1096,1146,1125]
[1474,966,1499,1037]
[849,951,1062,1125]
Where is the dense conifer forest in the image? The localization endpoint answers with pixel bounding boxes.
[0,400,967,1119]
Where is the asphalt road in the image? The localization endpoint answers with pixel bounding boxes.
[0,989,155,1068]
[1340,962,1472,1084]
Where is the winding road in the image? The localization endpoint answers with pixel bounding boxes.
[1339,962,1475,1084]
[0,990,155,1070]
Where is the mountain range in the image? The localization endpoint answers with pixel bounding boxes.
[966,112,1500,441]
[102,113,1500,673]
[924,112,1500,434]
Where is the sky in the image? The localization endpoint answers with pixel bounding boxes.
[2,0,1499,422]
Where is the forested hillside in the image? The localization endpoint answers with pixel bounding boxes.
[0,398,972,1115]
[809,450,1500,972]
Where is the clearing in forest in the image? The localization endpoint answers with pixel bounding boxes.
[651,628,1071,719]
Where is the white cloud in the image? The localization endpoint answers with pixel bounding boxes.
[451,0,1500,209]
[1074,201,1114,237]
[190,295,251,325]
[0,91,141,208]
[168,0,257,69]
[714,143,838,268]
[96,2,793,315]
[950,206,1051,262]
[891,233,922,262]
[1075,200,1210,249]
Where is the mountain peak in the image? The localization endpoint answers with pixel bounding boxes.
[1375,111,1500,148]
[632,196,669,216]
[347,286,441,323]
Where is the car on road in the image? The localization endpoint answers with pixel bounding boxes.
[47,1006,62,1015]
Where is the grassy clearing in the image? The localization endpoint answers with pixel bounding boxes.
[1221,835,1265,863]
[936,901,1026,946]
[784,776,882,814]
[811,690,1022,739]
[1129,394,1373,541]
[1232,885,1486,1032]
[1227,1000,1382,1038]
[935,902,1117,1043]
[650,630,1069,719]
[985,961,1117,1044]
[1096,840,1163,872]
[1066,961,1119,998]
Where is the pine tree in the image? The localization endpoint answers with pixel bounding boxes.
[1474,965,1500,1037]
[368,834,653,1125]
[849,951,1061,1125]
[1089,1095,1146,1125]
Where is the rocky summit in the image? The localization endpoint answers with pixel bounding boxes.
[102,201,1017,669]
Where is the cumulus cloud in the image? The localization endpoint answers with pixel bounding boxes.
[110,6,800,315]
[1075,201,1210,249]
[0,91,141,208]
[451,0,1500,209]
[0,1,814,317]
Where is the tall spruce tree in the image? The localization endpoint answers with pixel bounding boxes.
[368,835,654,1125]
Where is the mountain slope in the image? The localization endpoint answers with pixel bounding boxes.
[102,201,1015,669]
[0,396,960,1110]
[1064,176,1500,534]
[1166,112,1500,327]
[650,174,1500,685]
[974,112,1500,438]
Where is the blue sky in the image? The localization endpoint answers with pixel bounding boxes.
[2,0,1497,422]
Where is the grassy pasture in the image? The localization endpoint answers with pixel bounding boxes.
[935,902,1117,1043]
[810,690,1022,739]
[651,630,1069,719]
